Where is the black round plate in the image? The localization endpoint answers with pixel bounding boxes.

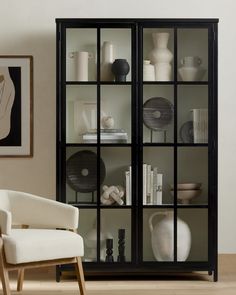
[66,150,106,193]
[179,121,194,143]
[143,97,173,130]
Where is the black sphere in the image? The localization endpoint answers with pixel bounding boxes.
[111,59,130,82]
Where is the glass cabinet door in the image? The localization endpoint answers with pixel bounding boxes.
[141,25,210,264]
[63,24,135,264]
[176,27,209,262]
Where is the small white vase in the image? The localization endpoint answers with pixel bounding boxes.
[101,41,114,81]
[149,33,173,81]
[75,51,93,81]
[178,56,206,81]
[143,60,155,81]
[149,211,191,261]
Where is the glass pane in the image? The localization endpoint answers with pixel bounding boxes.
[80,209,97,262]
[100,85,131,144]
[178,147,208,205]
[177,29,208,82]
[143,28,174,82]
[143,147,174,205]
[66,28,97,81]
[143,85,174,143]
[66,147,97,205]
[100,147,131,206]
[143,209,174,261]
[100,28,132,82]
[177,209,208,262]
[66,85,97,144]
[178,85,208,144]
[100,209,131,262]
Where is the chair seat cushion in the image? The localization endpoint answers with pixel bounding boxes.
[3,229,84,264]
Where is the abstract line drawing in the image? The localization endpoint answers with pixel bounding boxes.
[0,67,15,140]
[0,56,33,157]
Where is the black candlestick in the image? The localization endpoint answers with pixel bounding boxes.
[105,238,114,262]
[117,229,126,262]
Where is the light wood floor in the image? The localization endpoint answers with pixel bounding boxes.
[3,255,236,295]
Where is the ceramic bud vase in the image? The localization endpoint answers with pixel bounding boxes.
[178,56,206,81]
[148,211,191,261]
[75,51,93,81]
[111,59,130,82]
[101,41,114,81]
[149,33,173,81]
[143,60,155,81]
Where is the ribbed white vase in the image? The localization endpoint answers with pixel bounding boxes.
[149,33,173,81]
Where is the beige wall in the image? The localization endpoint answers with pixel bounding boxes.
[0,0,235,253]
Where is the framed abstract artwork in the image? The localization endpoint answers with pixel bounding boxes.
[0,56,33,157]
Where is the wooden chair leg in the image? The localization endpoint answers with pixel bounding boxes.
[17,269,24,291]
[75,257,86,295]
[0,243,11,295]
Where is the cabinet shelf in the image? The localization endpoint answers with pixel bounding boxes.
[143,143,208,147]
[65,143,132,147]
[177,81,209,85]
[66,81,133,85]
[66,81,97,85]
[177,204,208,209]
[143,81,174,85]
[143,205,174,209]
[143,204,208,209]
[100,205,132,209]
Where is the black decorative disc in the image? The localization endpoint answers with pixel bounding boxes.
[66,150,106,193]
[143,97,173,130]
[179,121,194,143]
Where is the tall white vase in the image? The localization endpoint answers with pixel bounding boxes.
[76,51,91,81]
[149,33,173,81]
[101,41,114,81]
[148,211,191,261]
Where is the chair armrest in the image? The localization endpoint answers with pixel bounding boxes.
[10,191,79,230]
[0,209,12,235]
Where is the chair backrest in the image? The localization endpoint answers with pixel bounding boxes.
[0,190,79,230]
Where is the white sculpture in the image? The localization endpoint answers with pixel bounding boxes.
[101,185,125,205]
[0,67,15,140]
[149,211,191,261]
[84,218,112,261]
[101,115,114,129]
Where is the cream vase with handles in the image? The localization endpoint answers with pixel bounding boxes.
[148,211,191,261]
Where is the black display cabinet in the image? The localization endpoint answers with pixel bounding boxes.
[56,18,218,281]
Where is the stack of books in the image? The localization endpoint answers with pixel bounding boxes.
[143,164,163,205]
[82,129,128,143]
[125,166,132,205]
[192,109,208,143]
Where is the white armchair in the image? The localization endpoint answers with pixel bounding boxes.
[0,190,86,295]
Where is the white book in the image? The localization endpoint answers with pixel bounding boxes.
[193,109,200,143]
[150,171,154,205]
[202,109,208,143]
[153,167,158,205]
[125,171,130,205]
[192,109,208,143]
[128,166,132,205]
[156,173,163,205]
[146,164,151,204]
[143,164,147,205]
